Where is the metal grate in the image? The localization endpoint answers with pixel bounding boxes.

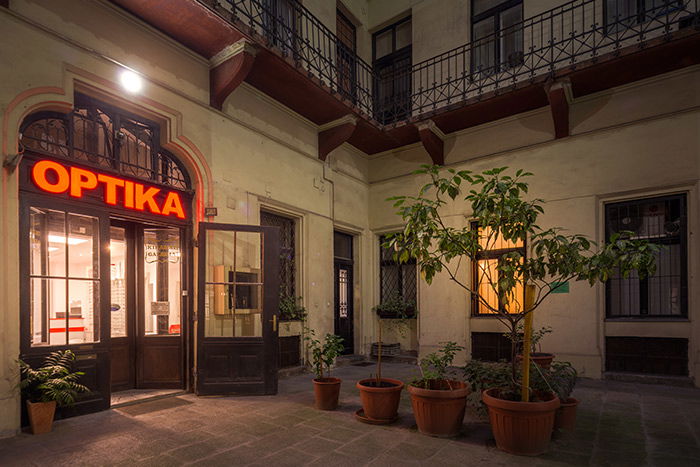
[21,94,190,190]
[605,194,687,318]
[606,336,688,375]
[260,210,295,298]
[471,332,513,362]
[379,235,417,306]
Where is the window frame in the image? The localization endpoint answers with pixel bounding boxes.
[260,209,297,309]
[372,16,413,124]
[470,0,524,75]
[378,234,417,308]
[470,221,526,317]
[604,193,688,320]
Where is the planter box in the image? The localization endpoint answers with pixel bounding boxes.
[279,319,303,337]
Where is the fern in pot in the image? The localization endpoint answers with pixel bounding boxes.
[19,350,89,434]
[387,165,657,455]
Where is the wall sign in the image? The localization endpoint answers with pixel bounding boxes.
[31,159,186,219]
[550,281,569,294]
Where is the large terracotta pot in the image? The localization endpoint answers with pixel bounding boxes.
[517,353,555,369]
[554,397,579,432]
[356,378,404,421]
[313,377,341,410]
[26,400,57,435]
[482,388,560,456]
[408,380,469,438]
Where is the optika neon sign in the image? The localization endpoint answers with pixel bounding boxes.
[31,160,187,219]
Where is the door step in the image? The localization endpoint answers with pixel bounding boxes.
[604,372,694,387]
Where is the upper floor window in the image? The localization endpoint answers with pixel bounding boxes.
[471,223,525,315]
[471,0,523,76]
[20,93,190,190]
[605,0,685,33]
[379,234,417,309]
[605,194,687,319]
[373,17,412,124]
[336,9,357,102]
[263,0,298,57]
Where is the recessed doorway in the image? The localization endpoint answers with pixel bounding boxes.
[109,220,185,398]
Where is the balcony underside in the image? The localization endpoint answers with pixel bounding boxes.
[111,1,700,157]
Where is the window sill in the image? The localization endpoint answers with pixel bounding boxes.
[605,318,689,323]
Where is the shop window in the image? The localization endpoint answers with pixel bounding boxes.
[471,223,525,315]
[379,234,417,309]
[143,228,182,335]
[471,0,523,76]
[373,17,412,124]
[29,207,101,346]
[606,336,688,376]
[471,332,512,361]
[260,211,296,301]
[605,195,687,319]
[20,93,190,190]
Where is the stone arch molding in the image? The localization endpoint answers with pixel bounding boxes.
[2,76,214,223]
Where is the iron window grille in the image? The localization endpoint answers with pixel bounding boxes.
[260,210,296,300]
[204,0,700,125]
[471,222,526,316]
[20,93,191,190]
[379,235,417,310]
[605,194,687,319]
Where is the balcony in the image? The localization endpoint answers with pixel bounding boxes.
[111,0,700,160]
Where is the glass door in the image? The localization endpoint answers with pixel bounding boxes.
[196,223,280,395]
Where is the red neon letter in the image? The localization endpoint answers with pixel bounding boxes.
[161,192,186,219]
[32,160,70,194]
[135,183,161,214]
[97,174,125,205]
[69,167,98,198]
[124,181,135,208]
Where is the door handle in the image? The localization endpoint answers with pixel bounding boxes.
[270,315,278,332]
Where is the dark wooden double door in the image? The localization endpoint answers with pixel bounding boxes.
[109,220,184,392]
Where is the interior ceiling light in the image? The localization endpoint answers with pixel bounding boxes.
[120,69,143,93]
[48,234,88,245]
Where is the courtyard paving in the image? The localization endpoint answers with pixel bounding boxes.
[1,362,700,466]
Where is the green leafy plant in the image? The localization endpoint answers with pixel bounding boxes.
[279,295,307,321]
[387,165,659,401]
[538,361,578,400]
[305,330,344,380]
[463,360,512,416]
[504,324,553,354]
[19,350,90,406]
[373,293,417,320]
[413,341,464,389]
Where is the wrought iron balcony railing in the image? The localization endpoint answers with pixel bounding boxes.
[203,0,700,127]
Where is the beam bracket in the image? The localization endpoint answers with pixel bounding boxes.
[318,115,357,161]
[209,39,257,110]
[416,120,446,166]
[545,78,573,139]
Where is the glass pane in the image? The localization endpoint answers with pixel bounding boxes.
[474,0,507,16]
[110,227,127,338]
[143,229,181,336]
[31,278,66,346]
[235,231,262,283]
[477,259,499,314]
[478,226,523,250]
[339,268,349,318]
[204,284,263,337]
[206,230,236,284]
[30,208,66,277]
[473,18,496,73]
[375,30,392,59]
[500,5,523,67]
[67,213,99,279]
[67,279,100,344]
[395,20,411,50]
[235,284,263,337]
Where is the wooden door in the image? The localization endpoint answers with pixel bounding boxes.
[196,223,280,395]
[333,231,354,355]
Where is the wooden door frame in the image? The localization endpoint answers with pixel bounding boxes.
[196,222,280,396]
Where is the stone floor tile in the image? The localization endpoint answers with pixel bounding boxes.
[293,436,343,457]
[249,447,317,466]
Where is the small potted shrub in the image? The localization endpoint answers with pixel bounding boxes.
[546,362,579,432]
[19,350,89,434]
[507,325,554,369]
[388,165,658,455]
[306,330,344,410]
[408,342,469,437]
[356,298,412,424]
[373,293,416,320]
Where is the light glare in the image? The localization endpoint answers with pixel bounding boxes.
[120,70,143,93]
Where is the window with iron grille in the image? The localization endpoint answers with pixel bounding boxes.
[260,210,296,300]
[471,332,512,362]
[471,0,524,77]
[471,222,525,315]
[605,194,687,319]
[20,93,190,190]
[379,235,417,310]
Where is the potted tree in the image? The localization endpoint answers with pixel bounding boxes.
[19,350,89,434]
[387,165,658,455]
[306,330,344,410]
[507,325,555,369]
[408,342,469,437]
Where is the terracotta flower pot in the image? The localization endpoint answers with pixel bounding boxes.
[408,380,469,438]
[482,388,560,456]
[26,400,57,435]
[517,353,555,369]
[356,378,404,421]
[554,397,579,432]
[313,377,342,410]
